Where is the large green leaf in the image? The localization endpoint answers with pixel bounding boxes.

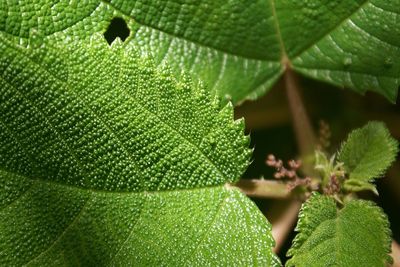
[286,194,392,267]
[2,0,399,103]
[0,35,279,265]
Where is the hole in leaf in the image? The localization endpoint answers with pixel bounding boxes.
[104,17,130,45]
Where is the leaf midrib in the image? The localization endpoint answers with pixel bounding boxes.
[269,0,287,64]
[0,167,228,198]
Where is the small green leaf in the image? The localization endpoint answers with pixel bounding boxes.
[343,179,378,195]
[0,35,278,265]
[287,194,392,267]
[338,121,399,182]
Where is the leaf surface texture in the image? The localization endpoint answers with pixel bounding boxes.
[338,122,399,193]
[2,0,399,103]
[286,194,392,267]
[0,35,278,266]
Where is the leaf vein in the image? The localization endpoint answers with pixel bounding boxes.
[182,193,228,265]
[23,193,93,266]
[292,0,370,59]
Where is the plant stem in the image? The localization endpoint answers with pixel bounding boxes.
[235,67,316,199]
[391,240,400,267]
[284,65,316,160]
[268,64,316,253]
[233,179,291,198]
[271,200,302,253]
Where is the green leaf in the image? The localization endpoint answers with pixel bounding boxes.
[343,178,379,195]
[287,194,392,267]
[0,35,279,265]
[338,121,399,182]
[2,0,399,103]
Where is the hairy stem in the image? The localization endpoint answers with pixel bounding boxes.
[392,240,400,267]
[271,200,302,253]
[284,66,316,160]
[266,65,317,254]
[233,179,291,198]
[235,68,316,198]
